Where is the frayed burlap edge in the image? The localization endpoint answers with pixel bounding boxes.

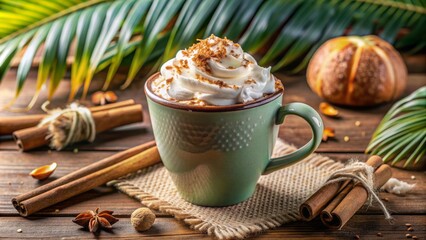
[108,141,343,239]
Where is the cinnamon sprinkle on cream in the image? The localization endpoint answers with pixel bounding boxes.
[245,79,256,84]
[154,35,278,106]
[187,35,235,73]
[195,74,235,89]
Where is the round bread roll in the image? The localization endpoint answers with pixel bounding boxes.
[307,35,407,106]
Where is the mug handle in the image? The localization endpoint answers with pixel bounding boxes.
[263,102,323,175]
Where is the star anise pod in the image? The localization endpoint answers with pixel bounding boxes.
[72,208,119,233]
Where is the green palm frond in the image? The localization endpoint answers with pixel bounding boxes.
[366,87,426,168]
[0,0,425,109]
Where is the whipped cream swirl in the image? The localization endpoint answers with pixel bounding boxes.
[152,35,277,106]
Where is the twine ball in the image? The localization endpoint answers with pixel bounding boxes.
[131,207,156,232]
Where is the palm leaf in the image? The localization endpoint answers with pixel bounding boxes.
[0,0,425,108]
[366,87,426,168]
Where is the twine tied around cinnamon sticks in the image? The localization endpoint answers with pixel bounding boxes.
[300,155,393,229]
[38,102,96,150]
[322,160,393,223]
[10,100,143,151]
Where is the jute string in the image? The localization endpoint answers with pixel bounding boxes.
[323,160,393,223]
[39,101,96,150]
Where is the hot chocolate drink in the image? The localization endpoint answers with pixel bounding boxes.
[144,35,323,207]
[151,35,282,106]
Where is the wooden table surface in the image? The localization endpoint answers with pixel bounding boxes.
[0,68,425,239]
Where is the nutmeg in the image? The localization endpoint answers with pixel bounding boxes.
[131,207,155,232]
[307,35,407,106]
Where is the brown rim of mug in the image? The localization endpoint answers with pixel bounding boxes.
[144,72,284,112]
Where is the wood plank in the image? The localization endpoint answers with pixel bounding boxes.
[1,151,424,216]
[0,215,424,239]
[276,73,426,152]
[0,150,140,216]
[1,70,425,152]
[1,54,424,239]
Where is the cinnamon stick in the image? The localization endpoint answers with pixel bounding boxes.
[89,99,136,112]
[0,114,45,135]
[12,140,155,211]
[13,104,143,151]
[300,155,383,221]
[320,182,354,223]
[14,145,160,216]
[0,99,135,135]
[321,164,392,229]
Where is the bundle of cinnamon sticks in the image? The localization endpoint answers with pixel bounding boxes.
[299,155,392,229]
[0,100,143,151]
[13,140,160,216]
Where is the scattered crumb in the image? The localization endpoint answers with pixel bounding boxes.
[361,131,366,137]
[411,175,416,180]
[17,229,22,233]
[377,232,383,237]
[406,233,412,238]
[344,136,350,142]
[405,223,412,227]
[354,234,360,239]
[412,236,418,239]
[382,197,389,202]
[55,209,60,213]
[407,227,414,231]
[73,148,78,153]
[355,121,361,127]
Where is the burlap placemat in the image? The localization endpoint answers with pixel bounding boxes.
[109,140,343,239]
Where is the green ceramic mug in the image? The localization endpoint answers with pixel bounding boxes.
[145,73,323,206]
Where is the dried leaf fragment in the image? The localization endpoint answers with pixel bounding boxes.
[319,102,339,117]
[322,127,336,142]
[29,162,57,180]
[91,91,118,106]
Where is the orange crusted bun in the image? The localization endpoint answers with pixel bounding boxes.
[307,35,407,106]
